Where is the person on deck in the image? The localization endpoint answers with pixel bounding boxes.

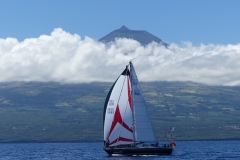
[105,138,109,147]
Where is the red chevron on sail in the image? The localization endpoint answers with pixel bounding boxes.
[107,105,133,143]
[109,137,133,145]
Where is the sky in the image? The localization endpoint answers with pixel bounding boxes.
[1,1,240,85]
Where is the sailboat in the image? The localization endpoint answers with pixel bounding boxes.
[103,61,175,156]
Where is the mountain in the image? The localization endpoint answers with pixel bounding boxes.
[99,25,169,47]
[0,81,240,142]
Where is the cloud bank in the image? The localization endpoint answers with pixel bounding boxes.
[1,28,240,86]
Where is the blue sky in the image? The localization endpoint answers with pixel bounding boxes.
[1,1,240,85]
[1,0,240,45]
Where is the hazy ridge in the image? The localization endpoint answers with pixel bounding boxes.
[0,81,240,142]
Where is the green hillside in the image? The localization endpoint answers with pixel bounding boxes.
[0,81,240,142]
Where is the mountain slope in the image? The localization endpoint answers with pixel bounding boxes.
[99,25,169,47]
[0,82,240,142]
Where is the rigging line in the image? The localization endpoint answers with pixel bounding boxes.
[130,62,138,143]
[130,63,136,143]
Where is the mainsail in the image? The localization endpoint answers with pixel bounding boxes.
[129,62,156,143]
[103,62,156,147]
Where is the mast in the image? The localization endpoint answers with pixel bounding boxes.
[130,61,136,143]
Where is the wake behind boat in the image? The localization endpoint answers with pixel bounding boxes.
[103,62,176,156]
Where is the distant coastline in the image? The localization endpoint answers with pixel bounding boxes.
[1,138,240,143]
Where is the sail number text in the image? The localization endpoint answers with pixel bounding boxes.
[107,108,114,114]
[108,100,114,106]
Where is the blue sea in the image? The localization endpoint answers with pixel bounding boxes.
[0,140,239,159]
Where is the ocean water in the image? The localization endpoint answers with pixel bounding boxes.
[0,140,239,160]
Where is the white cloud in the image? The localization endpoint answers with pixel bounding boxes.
[1,28,240,86]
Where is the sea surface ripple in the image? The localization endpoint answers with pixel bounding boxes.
[0,140,239,159]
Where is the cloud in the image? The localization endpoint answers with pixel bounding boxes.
[1,28,240,86]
